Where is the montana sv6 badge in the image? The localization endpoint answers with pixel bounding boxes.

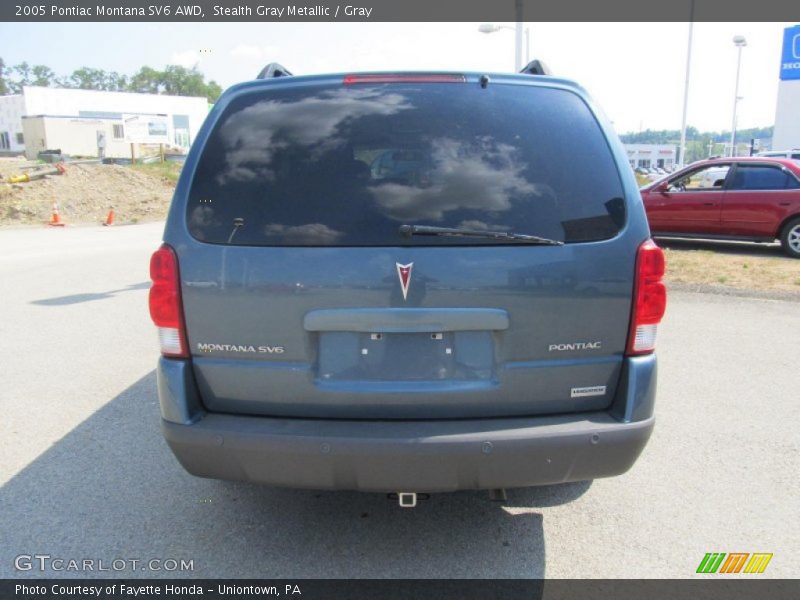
[197,343,285,354]
[396,262,413,300]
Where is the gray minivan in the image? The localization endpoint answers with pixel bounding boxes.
[150,69,666,502]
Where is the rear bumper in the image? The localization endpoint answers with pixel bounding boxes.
[157,352,657,492]
[162,412,653,492]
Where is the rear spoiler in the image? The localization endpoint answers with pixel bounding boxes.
[256,63,294,79]
[519,60,551,76]
[255,61,549,80]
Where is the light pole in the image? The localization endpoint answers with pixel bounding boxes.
[478,23,529,71]
[525,27,530,63]
[730,35,747,157]
[678,1,695,167]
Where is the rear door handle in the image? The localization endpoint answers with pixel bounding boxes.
[703,202,715,206]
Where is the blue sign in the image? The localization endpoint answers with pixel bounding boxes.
[780,25,800,81]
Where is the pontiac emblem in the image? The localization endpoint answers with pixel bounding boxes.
[396,262,413,300]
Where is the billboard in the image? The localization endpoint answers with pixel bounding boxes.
[123,114,170,143]
[780,25,800,81]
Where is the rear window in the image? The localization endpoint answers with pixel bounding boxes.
[187,81,625,246]
[730,165,800,190]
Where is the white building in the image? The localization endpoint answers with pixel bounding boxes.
[773,24,800,150]
[0,94,26,152]
[0,86,209,158]
[623,144,676,170]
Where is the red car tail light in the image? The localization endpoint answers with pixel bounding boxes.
[626,239,667,356]
[149,244,188,358]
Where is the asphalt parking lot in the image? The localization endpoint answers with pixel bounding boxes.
[1,223,798,578]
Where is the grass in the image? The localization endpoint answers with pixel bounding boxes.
[131,160,183,184]
[634,173,651,187]
[663,245,800,294]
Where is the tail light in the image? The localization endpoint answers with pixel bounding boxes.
[626,239,667,356]
[149,244,188,358]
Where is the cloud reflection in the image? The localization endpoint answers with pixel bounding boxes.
[216,89,413,184]
[263,223,345,244]
[367,138,539,222]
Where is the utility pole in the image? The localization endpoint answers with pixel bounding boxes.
[678,1,695,168]
[514,0,523,72]
[729,36,747,157]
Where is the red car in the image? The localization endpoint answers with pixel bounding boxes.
[640,157,800,258]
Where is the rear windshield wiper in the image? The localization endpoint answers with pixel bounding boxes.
[399,224,564,246]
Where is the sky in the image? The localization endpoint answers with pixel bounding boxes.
[0,21,795,134]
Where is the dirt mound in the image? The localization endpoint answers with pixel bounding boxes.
[0,157,176,226]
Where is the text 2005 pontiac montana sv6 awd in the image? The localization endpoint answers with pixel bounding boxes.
[149,68,666,501]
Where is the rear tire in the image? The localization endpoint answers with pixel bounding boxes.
[780,217,800,258]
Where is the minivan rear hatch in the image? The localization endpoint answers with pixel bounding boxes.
[175,75,634,420]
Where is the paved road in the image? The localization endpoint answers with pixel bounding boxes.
[1,223,798,578]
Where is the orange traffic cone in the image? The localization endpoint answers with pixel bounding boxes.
[48,202,65,227]
[103,209,115,226]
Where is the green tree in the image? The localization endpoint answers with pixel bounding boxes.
[10,62,32,92]
[161,65,205,96]
[31,64,57,87]
[0,60,222,100]
[160,65,221,101]
[621,125,774,149]
[205,79,222,103]
[129,65,222,102]
[104,71,128,92]
[0,57,9,95]
[128,66,163,94]
[69,67,109,90]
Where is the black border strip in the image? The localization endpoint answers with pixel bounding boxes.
[3,579,800,600]
[2,0,800,22]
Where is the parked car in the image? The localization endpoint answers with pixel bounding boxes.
[640,157,800,257]
[149,67,665,503]
[756,149,800,163]
[645,168,662,181]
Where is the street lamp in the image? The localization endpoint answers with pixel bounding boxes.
[729,35,747,157]
[478,23,530,71]
[678,0,695,168]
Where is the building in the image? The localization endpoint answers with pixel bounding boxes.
[0,94,25,153]
[0,86,209,158]
[623,144,676,170]
[773,24,800,150]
